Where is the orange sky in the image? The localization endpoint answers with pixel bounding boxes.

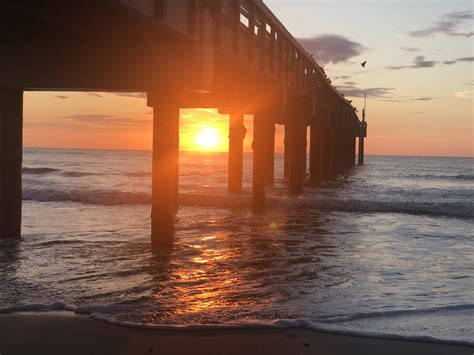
[24,92,279,153]
[24,90,472,157]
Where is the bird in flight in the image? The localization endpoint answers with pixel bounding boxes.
[361,61,367,68]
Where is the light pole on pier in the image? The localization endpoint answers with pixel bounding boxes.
[358,94,368,165]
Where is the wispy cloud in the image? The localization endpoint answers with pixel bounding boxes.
[55,95,69,99]
[386,56,437,70]
[457,56,474,62]
[442,56,474,66]
[64,114,111,122]
[113,93,147,99]
[86,93,104,98]
[338,84,395,99]
[343,81,358,86]
[63,114,151,128]
[412,56,437,68]
[408,10,473,38]
[380,99,405,103]
[411,97,436,101]
[84,92,151,100]
[180,108,223,124]
[333,75,351,80]
[297,34,367,65]
[338,82,436,103]
[401,47,420,52]
[455,90,473,99]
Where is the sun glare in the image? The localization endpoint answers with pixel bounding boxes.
[195,127,220,150]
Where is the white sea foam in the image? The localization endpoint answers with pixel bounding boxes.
[1,303,472,347]
[22,187,474,218]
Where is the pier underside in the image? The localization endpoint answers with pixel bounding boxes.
[0,0,364,250]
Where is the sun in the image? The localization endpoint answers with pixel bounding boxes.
[195,127,220,150]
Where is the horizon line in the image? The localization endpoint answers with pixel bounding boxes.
[23,146,474,159]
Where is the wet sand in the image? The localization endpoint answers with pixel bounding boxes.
[0,312,471,355]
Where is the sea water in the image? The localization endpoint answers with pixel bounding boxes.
[0,149,473,345]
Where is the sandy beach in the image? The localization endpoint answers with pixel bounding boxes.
[0,312,471,355]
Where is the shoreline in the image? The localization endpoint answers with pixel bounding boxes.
[0,312,472,355]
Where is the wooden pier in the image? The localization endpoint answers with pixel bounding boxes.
[0,0,367,250]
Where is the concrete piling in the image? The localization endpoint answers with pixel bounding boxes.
[252,115,270,213]
[228,113,246,192]
[309,123,323,184]
[358,121,367,165]
[151,100,179,251]
[0,89,23,240]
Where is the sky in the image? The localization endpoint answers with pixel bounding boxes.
[24,0,473,157]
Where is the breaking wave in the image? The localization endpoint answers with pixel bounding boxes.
[22,187,474,218]
[23,166,96,178]
[0,303,472,347]
[23,167,59,175]
[404,173,474,181]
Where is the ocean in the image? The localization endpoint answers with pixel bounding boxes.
[0,148,473,345]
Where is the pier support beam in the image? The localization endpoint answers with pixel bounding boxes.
[0,89,23,239]
[342,129,349,169]
[348,130,356,168]
[309,123,322,184]
[351,135,357,166]
[228,113,246,192]
[151,100,179,251]
[321,121,331,181]
[358,136,365,165]
[288,119,306,195]
[328,120,337,179]
[358,121,367,166]
[252,115,271,214]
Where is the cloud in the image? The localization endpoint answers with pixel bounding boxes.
[55,95,69,99]
[380,99,405,103]
[63,114,151,127]
[338,84,395,99]
[455,90,473,99]
[412,56,437,68]
[386,55,437,70]
[442,56,474,65]
[408,10,473,38]
[333,75,351,80]
[180,108,223,124]
[338,82,436,103]
[411,97,436,101]
[113,92,147,99]
[86,93,103,98]
[297,34,367,65]
[401,47,420,52]
[84,92,150,99]
[457,56,474,62]
[64,114,111,122]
